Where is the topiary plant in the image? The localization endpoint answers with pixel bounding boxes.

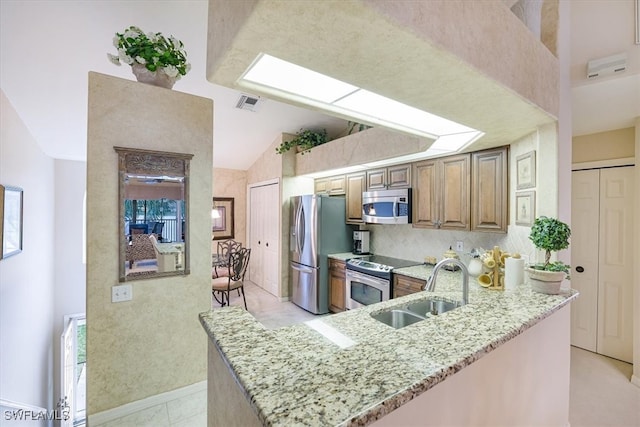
[276,128,328,155]
[528,216,571,273]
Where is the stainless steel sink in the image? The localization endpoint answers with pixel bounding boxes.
[371,298,460,329]
[371,309,424,329]
[406,299,459,317]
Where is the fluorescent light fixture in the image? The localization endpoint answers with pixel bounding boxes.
[242,54,358,103]
[304,164,367,179]
[239,53,484,151]
[333,89,474,136]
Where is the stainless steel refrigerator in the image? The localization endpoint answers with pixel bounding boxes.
[290,195,353,314]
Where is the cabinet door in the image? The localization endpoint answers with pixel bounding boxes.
[387,164,411,189]
[346,172,366,223]
[471,147,508,232]
[413,160,438,228]
[328,175,346,195]
[393,274,426,298]
[440,154,470,230]
[366,168,387,190]
[314,178,328,194]
[329,259,346,313]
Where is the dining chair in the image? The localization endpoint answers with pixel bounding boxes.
[212,247,251,310]
[212,239,242,278]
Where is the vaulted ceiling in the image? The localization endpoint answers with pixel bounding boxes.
[0,1,637,170]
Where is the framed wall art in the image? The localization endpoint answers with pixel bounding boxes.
[1,185,24,260]
[515,191,535,226]
[212,197,234,240]
[516,150,536,190]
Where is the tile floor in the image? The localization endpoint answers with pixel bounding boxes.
[96,281,639,426]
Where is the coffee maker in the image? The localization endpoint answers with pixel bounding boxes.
[353,230,370,255]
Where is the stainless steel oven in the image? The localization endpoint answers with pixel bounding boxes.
[345,255,422,310]
[345,268,391,310]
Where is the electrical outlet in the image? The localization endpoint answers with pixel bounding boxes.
[112,284,133,303]
[455,241,464,252]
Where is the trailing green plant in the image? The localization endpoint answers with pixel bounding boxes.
[347,121,372,135]
[528,216,571,274]
[276,128,328,155]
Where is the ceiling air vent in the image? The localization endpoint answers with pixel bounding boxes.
[587,53,627,79]
[235,94,262,112]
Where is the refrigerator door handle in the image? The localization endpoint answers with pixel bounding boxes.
[297,201,305,254]
[291,262,315,274]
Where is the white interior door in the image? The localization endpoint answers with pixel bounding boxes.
[262,183,280,297]
[249,186,263,287]
[248,183,280,298]
[597,167,634,363]
[570,169,599,352]
[61,319,75,427]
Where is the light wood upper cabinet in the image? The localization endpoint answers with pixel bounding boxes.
[315,175,346,195]
[471,147,508,232]
[366,164,411,190]
[345,172,366,223]
[329,259,347,313]
[413,154,470,230]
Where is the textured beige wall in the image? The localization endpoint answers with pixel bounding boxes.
[247,136,285,185]
[86,73,213,414]
[572,127,635,163]
[213,168,247,247]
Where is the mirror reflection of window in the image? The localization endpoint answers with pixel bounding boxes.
[115,147,193,282]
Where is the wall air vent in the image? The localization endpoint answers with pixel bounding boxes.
[587,53,627,79]
[235,94,262,112]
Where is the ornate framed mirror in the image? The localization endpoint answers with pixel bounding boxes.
[115,147,193,281]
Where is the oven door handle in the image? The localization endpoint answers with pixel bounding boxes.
[346,270,390,287]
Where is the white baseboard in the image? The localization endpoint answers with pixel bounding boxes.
[87,380,206,426]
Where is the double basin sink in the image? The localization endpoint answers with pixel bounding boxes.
[371,298,460,329]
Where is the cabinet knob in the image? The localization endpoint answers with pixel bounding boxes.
[266,242,269,247]
[258,240,261,245]
[575,266,585,273]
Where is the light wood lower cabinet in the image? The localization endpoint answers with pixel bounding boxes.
[329,259,347,313]
[393,274,426,299]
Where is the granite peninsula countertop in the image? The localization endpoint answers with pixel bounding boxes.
[200,268,578,427]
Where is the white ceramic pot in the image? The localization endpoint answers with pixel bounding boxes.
[525,267,565,295]
[131,63,176,89]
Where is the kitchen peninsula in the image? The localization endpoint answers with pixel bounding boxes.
[200,268,577,426]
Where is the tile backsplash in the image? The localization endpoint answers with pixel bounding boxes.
[368,224,537,266]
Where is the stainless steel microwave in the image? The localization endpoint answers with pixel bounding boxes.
[362,188,412,224]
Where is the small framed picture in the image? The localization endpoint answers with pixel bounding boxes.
[1,185,24,260]
[516,150,536,190]
[212,197,234,240]
[515,191,535,226]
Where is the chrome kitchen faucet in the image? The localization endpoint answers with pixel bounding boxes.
[423,258,469,306]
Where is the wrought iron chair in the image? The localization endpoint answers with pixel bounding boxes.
[212,239,242,278]
[212,247,251,310]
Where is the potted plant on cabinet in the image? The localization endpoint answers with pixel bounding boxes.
[526,216,571,294]
[275,128,328,155]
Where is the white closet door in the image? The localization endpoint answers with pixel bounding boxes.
[248,183,280,298]
[249,186,263,287]
[597,167,634,362]
[262,183,280,297]
[570,169,600,352]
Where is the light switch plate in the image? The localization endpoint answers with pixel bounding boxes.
[112,284,133,303]
[455,241,464,252]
